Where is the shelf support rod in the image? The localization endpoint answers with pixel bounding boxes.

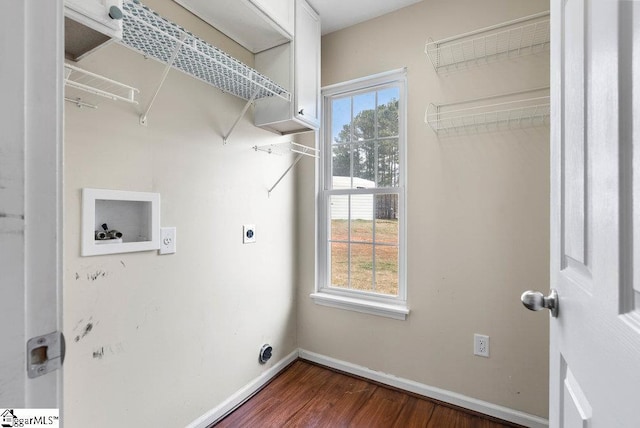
[223,88,261,145]
[268,153,304,197]
[64,97,97,109]
[139,34,186,126]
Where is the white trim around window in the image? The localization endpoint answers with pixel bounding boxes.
[313,68,408,320]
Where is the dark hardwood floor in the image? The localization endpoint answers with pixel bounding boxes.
[213,360,524,428]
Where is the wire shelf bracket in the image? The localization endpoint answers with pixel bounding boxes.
[120,0,291,132]
[253,142,319,196]
[223,88,260,145]
[425,87,550,135]
[64,63,139,105]
[425,11,550,72]
[139,33,186,125]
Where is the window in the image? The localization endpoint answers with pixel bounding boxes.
[312,69,408,320]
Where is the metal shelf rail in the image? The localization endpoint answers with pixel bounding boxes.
[120,0,291,142]
[254,142,318,196]
[64,63,139,108]
[425,11,550,72]
[425,87,550,135]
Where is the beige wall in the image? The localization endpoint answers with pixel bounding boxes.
[297,0,550,418]
[63,1,298,426]
[64,0,550,424]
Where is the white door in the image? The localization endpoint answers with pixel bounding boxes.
[538,0,640,426]
[0,0,63,409]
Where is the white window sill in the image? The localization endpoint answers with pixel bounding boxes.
[310,292,409,320]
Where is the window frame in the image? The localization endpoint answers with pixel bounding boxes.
[312,68,408,320]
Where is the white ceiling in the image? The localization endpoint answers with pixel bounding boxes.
[307,0,423,35]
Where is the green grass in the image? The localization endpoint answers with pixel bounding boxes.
[330,219,399,295]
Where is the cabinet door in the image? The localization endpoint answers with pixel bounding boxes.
[294,0,320,128]
[248,0,294,38]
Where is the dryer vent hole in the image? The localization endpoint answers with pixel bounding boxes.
[259,344,272,364]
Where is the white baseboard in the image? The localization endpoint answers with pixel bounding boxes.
[298,349,549,428]
[188,348,548,428]
[186,349,299,428]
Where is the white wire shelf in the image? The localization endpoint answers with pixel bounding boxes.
[254,142,318,196]
[425,11,550,72]
[120,0,290,103]
[64,63,139,105]
[253,141,319,158]
[425,87,550,135]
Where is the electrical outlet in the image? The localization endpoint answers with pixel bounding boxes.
[474,334,490,358]
[159,227,176,254]
[243,224,256,244]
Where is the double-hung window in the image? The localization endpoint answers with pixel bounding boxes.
[313,69,408,320]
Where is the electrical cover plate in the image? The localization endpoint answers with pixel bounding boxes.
[159,227,176,254]
[474,334,490,357]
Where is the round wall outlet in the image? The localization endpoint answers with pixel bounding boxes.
[243,224,256,244]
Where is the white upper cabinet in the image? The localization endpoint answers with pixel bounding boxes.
[65,0,123,61]
[173,0,293,53]
[249,0,295,39]
[293,0,320,128]
[253,0,320,134]
[169,0,320,134]
[65,0,123,39]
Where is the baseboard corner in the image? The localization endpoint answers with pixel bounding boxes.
[186,349,299,428]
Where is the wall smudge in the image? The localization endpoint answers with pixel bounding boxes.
[73,260,126,284]
[93,347,104,359]
[92,343,125,360]
[87,270,107,281]
[0,212,24,220]
[73,319,96,343]
[82,323,93,338]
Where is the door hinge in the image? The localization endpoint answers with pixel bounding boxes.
[26,331,65,379]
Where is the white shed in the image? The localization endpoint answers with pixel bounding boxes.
[330,176,375,220]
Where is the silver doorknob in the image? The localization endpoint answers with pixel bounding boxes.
[521,289,559,318]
